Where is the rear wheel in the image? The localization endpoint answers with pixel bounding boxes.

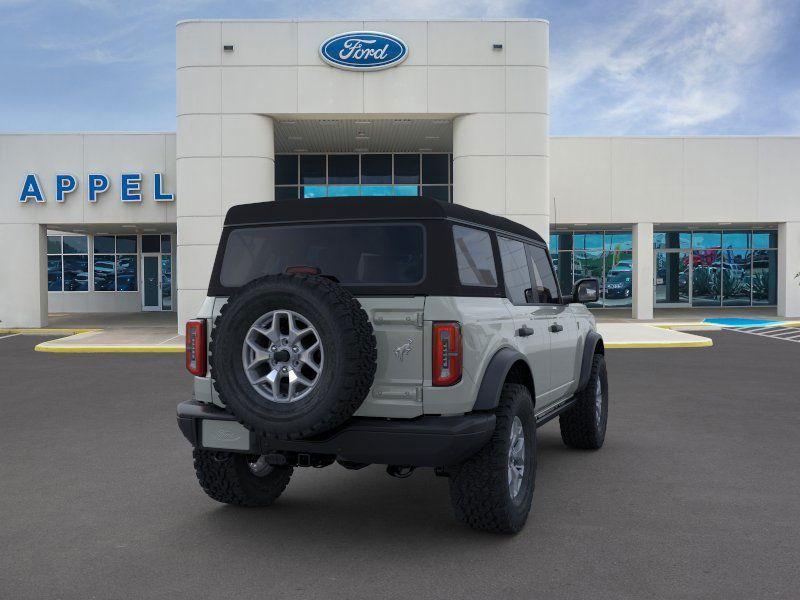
[448,383,536,534]
[559,353,608,450]
[193,449,293,507]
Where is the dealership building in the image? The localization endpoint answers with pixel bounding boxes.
[1,18,798,329]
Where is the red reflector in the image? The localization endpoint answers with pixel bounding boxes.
[433,321,462,386]
[185,319,207,376]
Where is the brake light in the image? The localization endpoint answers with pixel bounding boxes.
[186,319,207,376]
[433,321,462,386]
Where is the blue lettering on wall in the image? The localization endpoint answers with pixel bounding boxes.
[153,173,174,202]
[56,174,77,202]
[87,173,110,203]
[19,174,45,203]
[121,173,142,202]
[18,173,174,205]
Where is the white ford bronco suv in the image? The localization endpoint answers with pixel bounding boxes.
[178,197,608,533]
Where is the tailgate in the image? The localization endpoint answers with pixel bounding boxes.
[354,297,426,418]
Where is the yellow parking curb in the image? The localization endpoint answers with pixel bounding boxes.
[35,343,183,353]
[605,339,713,349]
[0,328,100,335]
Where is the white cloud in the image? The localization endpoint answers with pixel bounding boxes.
[551,0,790,133]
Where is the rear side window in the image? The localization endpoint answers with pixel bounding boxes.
[498,237,533,304]
[452,225,497,287]
[219,223,424,287]
[526,244,560,303]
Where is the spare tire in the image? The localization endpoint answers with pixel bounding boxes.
[210,274,377,440]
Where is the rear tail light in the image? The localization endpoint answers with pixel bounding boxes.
[186,319,207,376]
[433,321,462,386]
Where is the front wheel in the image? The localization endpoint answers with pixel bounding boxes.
[559,353,608,450]
[193,449,293,506]
[448,383,536,534]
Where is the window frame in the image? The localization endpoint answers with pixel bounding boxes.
[47,234,89,293]
[93,235,139,293]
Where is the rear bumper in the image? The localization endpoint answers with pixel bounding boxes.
[177,400,495,467]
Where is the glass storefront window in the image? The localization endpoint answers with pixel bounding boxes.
[116,256,137,292]
[327,185,360,197]
[692,231,721,249]
[47,256,62,291]
[573,233,603,250]
[554,250,573,297]
[655,251,690,305]
[604,250,633,306]
[653,231,691,249]
[63,255,89,291]
[604,232,632,251]
[421,186,449,202]
[63,235,88,254]
[421,154,448,184]
[722,249,752,306]
[276,153,452,201]
[94,235,115,253]
[722,231,750,249]
[275,155,298,185]
[161,235,171,254]
[752,231,778,249]
[142,234,160,253]
[394,154,420,184]
[691,250,721,306]
[47,235,62,254]
[93,255,116,291]
[752,249,778,304]
[361,154,391,184]
[116,235,137,254]
[573,250,603,307]
[300,155,326,184]
[328,155,358,184]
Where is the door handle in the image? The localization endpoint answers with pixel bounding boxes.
[549,323,564,333]
[516,326,534,337]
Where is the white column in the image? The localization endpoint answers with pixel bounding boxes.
[453,113,549,241]
[632,222,654,320]
[176,114,275,330]
[778,221,800,318]
[0,224,47,327]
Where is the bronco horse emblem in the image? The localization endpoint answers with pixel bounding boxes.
[394,338,414,362]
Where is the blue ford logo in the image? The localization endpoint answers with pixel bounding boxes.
[319,31,408,71]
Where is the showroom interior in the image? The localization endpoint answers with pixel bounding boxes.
[0,19,798,329]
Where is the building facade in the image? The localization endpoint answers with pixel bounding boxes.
[0,19,798,328]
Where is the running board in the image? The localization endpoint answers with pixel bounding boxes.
[534,395,577,427]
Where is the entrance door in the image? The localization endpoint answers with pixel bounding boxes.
[142,255,161,311]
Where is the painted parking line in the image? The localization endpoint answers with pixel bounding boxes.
[724,325,800,343]
[0,333,21,341]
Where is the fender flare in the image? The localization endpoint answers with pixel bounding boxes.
[472,347,533,411]
[577,331,604,392]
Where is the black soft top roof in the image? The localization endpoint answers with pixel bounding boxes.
[224,196,545,244]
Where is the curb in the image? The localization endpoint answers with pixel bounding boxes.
[0,328,100,335]
[605,339,713,349]
[34,343,183,354]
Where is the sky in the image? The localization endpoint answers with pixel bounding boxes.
[0,0,798,135]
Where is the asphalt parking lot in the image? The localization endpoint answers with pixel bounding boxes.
[1,332,799,599]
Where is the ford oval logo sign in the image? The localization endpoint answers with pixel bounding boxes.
[319,31,408,71]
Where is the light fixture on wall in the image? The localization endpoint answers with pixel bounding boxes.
[223,44,235,52]
[492,43,503,50]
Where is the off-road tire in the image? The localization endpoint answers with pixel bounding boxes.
[559,353,608,450]
[193,449,293,507]
[448,383,536,534]
[210,274,377,440]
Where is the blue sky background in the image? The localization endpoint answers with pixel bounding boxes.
[1,0,798,135]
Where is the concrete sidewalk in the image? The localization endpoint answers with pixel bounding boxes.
[597,323,713,348]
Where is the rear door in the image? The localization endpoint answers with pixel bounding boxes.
[526,243,580,401]
[353,297,426,419]
[497,236,551,403]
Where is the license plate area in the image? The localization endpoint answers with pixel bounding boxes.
[201,419,252,451]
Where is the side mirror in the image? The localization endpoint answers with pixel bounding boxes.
[572,277,600,304]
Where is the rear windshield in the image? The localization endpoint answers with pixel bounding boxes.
[219,223,425,288]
